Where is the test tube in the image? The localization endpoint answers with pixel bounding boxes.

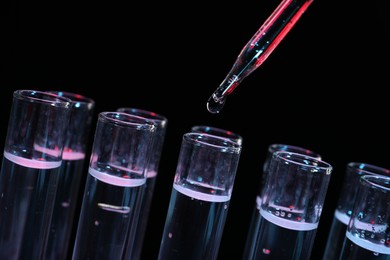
[45,91,95,260]
[0,90,71,259]
[157,132,242,260]
[322,162,390,260]
[71,112,156,259]
[116,107,168,260]
[339,175,390,259]
[242,144,321,259]
[245,151,332,259]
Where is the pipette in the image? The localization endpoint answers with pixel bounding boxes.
[207,0,314,114]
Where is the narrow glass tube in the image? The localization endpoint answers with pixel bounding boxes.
[71,112,156,259]
[323,163,390,260]
[245,151,332,259]
[242,144,321,260]
[0,90,71,259]
[157,133,242,260]
[339,175,390,259]
[207,0,314,114]
[116,107,168,260]
[45,91,96,260]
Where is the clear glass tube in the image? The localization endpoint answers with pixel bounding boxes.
[242,144,321,259]
[71,112,156,259]
[45,91,96,260]
[339,175,390,259]
[244,151,332,260]
[116,107,168,260]
[0,90,72,259]
[157,133,242,260]
[322,162,390,260]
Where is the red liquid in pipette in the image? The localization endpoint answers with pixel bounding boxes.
[207,0,314,114]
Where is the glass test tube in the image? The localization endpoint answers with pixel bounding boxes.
[339,175,390,259]
[157,132,242,260]
[45,91,95,260]
[71,112,156,259]
[322,162,390,260]
[0,90,71,259]
[116,107,168,260]
[246,151,332,260]
[242,143,321,260]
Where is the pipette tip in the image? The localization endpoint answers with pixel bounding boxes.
[207,94,226,114]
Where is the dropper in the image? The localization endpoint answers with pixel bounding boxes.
[207,0,314,114]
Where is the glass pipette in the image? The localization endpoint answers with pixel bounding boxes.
[207,0,314,114]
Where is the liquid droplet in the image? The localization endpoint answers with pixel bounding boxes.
[207,94,226,114]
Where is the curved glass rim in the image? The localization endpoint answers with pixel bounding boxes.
[273,151,332,173]
[347,162,390,177]
[184,132,242,153]
[99,111,156,131]
[191,125,243,145]
[14,89,72,108]
[269,143,321,159]
[47,90,95,105]
[116,107,168,125]
[361,175,390,191]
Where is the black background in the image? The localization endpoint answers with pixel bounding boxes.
[1,0,389,259]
